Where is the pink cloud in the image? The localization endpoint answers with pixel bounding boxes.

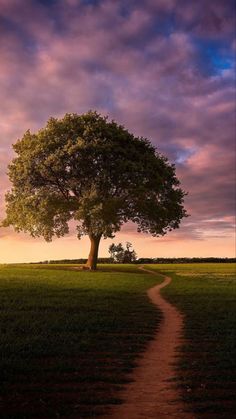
[0,0,235,257]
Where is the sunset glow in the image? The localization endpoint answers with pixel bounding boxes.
[0,0,235,262]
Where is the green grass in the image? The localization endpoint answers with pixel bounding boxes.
[2,263,235,418]
[148,263,236,419]
[0,264,162,418]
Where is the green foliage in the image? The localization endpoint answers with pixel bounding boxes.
[109,241,137,263]
[3,111,187,243]
[0,264,161,417]
[148,263,236,418]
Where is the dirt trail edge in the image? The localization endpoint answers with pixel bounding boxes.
[107,267,194,419]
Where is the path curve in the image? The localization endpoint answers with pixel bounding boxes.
[107,267,194,419]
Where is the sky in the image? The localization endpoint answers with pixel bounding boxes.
[0,0,235,263]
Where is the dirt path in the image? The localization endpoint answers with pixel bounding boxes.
[106,267,194,419]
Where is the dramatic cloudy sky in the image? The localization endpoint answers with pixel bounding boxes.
[0,0,235,262]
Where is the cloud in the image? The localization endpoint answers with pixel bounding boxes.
[0,0,235,254]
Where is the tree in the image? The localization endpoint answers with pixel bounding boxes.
[2,111,187,270]
[109,243,124,263]
[123,241,137,263]
[109,242,137,263]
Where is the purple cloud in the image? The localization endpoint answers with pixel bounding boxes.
[0,0,235,256]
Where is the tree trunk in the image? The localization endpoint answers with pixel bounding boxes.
[85,234,102,270]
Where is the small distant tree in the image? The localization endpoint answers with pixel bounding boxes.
[123,242,137,263]
[3,111,187,270]
[109,242,137,263]
[109,243,124,263]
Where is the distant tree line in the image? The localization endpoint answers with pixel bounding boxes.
[35,258,113,265]
[135,257,236,264]
[34,257,236,264]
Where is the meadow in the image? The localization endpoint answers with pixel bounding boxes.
[0,263,235,418]
[149,263,236,418]
[0,264,162,418]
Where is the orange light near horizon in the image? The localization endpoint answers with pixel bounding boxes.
[0,233,235,264]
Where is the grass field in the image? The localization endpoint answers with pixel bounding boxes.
[0,263,235,418]
[148,263,236,419]
[0,264,162,418]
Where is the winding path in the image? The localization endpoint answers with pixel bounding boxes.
[107,267,194,419]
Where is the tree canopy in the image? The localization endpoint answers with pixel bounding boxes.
[3,111,187,269]
[109,242,137,263]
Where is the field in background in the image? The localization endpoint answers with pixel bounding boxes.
[148,263,236,418]
[0,263,235,418]
[0,264,162,418]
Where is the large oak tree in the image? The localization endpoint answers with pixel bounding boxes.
[3,111,187,269]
